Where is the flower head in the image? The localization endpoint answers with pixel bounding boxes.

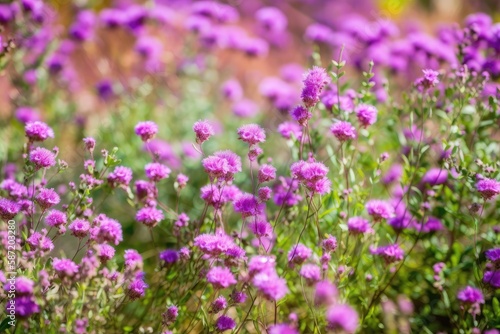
[145,163,171,182]
[206,267,236,289]
[457,286,484,304]
[326,304,359,333]
[25,121,54,142]
[135,121,158,142]
[216,315,236,332]
[136,207,164,228]
[193,120,215,144]
[53,258,79,277]
[347,217,373,234]
[30,147,56,169]
[330,121,357,142]
[366,200,394,221]
[355,104,378,127]
[476,178,500,200]
[237,124,266,145]
[35,188,60,209]
[301,66,330,107]
[108,166,133,187]
[290,105,312,126]
[69,219,90,238]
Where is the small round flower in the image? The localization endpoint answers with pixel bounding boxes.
[163,305,179,325]
[221,79,243,101]
[372,244,404,263]
[230,290,247,304]
[52,258,79,277]
[314,280,338,306]
[415,69,440,90]
[330,121,357,142]
[248,255,276,276]
[233,193,262,218]
[207,267,236,289]
[290,105,312,126]
[108,166,133,187]
[485,248,500,263]
[258,164,276,183]
[135,121,158,142]
[145,163,171,182]
[127,278,148,299]
[83,137,96,152]
[25,121,54,142]
[365,200,394,221]
[124,249,143,271]
[93,214,123,245]
[35,188,60,209]
[301,66,330,107]
[483,270,500,288]
[96,244,115,263]
[237,124,266,145]
[421,168,448,186]
[288,243,312,265]
[216,315,236,332]
[211,296,227,313]
[299,264,321,285]
[457,286,484,304]
[159,249,179,264]
[69,219,90,238]
[269,324,299,334]
[258,186,272,202]
[136,207,164,227]
[322,235,337,252]
[248,220,273,237]
[476,178,500,200]
[10,277,35,296]
[193,120,215,144]
[30,147,56,169]
[326,304,359,333]
[252,271,288,300]
[176,174,189,189]
[355,104,378,127]
[347,217,373,234]
[0,197,21,220]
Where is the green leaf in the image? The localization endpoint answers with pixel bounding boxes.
[0,318,14,333]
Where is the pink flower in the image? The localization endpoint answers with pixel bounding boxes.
[135,121,158,142]
[355,104,378,127]
[330,121,357,142]
[206,267,236,289]
[237,124,266,145]
[25,121,54,142]
[193,120,214,144]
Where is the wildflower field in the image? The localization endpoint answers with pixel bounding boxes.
[1,0,500,333]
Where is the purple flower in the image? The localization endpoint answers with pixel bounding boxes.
[255,7,287,33]
[221,79,243,101]
[5,277,34,296]
[382,164,403,184]
[483,270,500,288]
[145,163,171,182]
[301,66,330,107]
[96,244,115,263]
[0,197,21,220]
[27,231,54,252]
[83,137,96,152]
[15,107,40,124]
[232,99,259,118]
[136,207,164,228]
[35,188,60,209]
[415,69,440,90]
[366,200,394,221]
[314,280,338,306]
[69,219,90,238]
[258,164,276,183]
[10,296,40,318]
[421,168,448,186]
[193,120,214,144]
[233,193,262,218]
[269,324,298,334]
[69,10,95,42]
[347,217,373,234]
[124,249,143,271]
[200,184,241,209]
[288,243,312,265]
[30,147,56,169]
[206,267,236,289]
[194,230,239,257]
[476,178,500,200]
[331,121,357,142]
[300,264,321,285]
[127,278,148,300]
[135,121,158,142]
[93,214,123,245]
[230,290,247,304]
[322,235,337,252]
[163,305,179,325]
[355,104,378,128]
[216,315,236,332]
[237,124,266,145]
[95,80,114,100]
[485,248,500,263]
[52,258,79,277]
[25,121,54,142]
[273,177,302,206]
[457,286,484,304]
[305,23,334,43]
[248,219,273,238]
[252,270,288,301]
[202,150,241,181]
[159,249,179,264]
[372,244,404,263]
[258,186,272,202]
[211,296,227,313]
[135,36,162,60]
[277,121,302,140]
[326,304,359,333]
[248,255,276,276]
[290,105,312,126]
[108,166,133,187]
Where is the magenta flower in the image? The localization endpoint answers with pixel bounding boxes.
[248,255,276,276]
[127,278,148,300]
[45,210,67,227]
[258,164,276,183]
[457,286,484,304]
[35,188,60,209]
[365,200,394,221]
[93,214,123,245]
[326,304,359,333]
[215,315,236,332]
[269,324,298,334]
[0,197,21,220]
[277,121,302,140]
[485,248,500,263]
[193,120,215,144]
[252,270,288,301]
[237,124,266,145]
[206,267,236,289]
[221,79,243,101]
[96,244,115,263]
[355,104,378,127]
[135,121,158,142]
[69,219,90,238]
[202,150,241,181]
[347,217,373,234]
[30,147,56,169]
[194,230,238,257]
[314,280,338,306]
[27,231,54,252]
[211,296,227,313]
[108,166,133,187]
[290,105,312,126]
[52,258,79,278]
[233,193,262,218]
[124,249,143,271]
[372,244,404,263]
[25,121,54,142]
[421,168,448,186]
[299,264,321,285]
[476,178,500,200]
[136,207,164,227]
[288,243,312,265]
[330,121,357,142]
[145,163,171,182]
[322,235,337,252]
[301,66,330,107]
